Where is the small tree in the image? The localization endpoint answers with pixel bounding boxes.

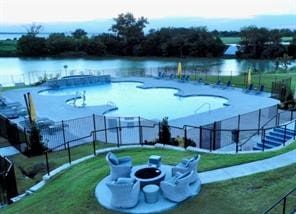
[28,124,46,156]
[159,117,171,145]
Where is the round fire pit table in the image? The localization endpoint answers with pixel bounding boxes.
[132,166,165,187]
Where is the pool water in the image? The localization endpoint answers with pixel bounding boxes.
[40,82,228,120]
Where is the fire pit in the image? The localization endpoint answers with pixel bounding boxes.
[132,167,165,187]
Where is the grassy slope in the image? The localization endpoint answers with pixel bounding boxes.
[3,148,296,214]
[5,143,296,210]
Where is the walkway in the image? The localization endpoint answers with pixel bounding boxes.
[200,149,296,184]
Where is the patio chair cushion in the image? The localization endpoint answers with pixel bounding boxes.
[109,153,119,165]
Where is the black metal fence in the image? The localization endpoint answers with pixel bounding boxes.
[0,115,28,154]
[36,104,296,153]
[263,187,296,214]
[0,156,18,206]
[271,77,292,102]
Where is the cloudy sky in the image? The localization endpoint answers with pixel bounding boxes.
[1,0,295,24]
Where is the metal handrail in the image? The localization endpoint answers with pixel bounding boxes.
[194,102,211,114]
[263,187,296,213]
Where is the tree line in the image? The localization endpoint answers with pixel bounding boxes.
[16,13,296,59]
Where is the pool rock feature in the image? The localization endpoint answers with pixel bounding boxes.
[43,75,111,88]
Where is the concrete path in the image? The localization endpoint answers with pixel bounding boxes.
[0,146,19,156]
[200,149,296,184]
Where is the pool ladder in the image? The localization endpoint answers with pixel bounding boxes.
[107,101,117,107]
[194,102,211,114]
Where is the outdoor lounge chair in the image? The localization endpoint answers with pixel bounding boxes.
[106,152,133,180]
[106,177,140,208]
[172,155,200,178]
[256,85,264,94]
[0,106,27,119]
[160,170,200,202]
[245,84,253,93]
[196,77,203,84]
[212,80,221,87]
[223,80,232,89]
[0,100,22,109]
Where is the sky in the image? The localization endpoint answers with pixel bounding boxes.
[0,0,295,24]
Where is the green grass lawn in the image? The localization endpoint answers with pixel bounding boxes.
[9,142,296,196]
[220,37,241,44]
[191,71,296,91]
[0,40,17,56]
[220,36,293,45]
[3,147,296,214]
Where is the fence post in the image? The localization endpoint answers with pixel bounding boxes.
[67,142,71,164]
[199,126,202,148]
[138,117,143,146]
[283,125,287,145]
[290,110,293,121]
[158,122,161,141]
[275,105,279,126]
[92,114,96,156]
[294,120,296,140]
[282,196,287,214]
[213,122,217,150]
[62,120,66,150]
[118,117,122,145]
[257,109,261,135]
[262,128,265,152]
[45,152,50,176]
[116,127,120,148]
[209,129,213,152]
[237,114,241,130]
[103,116,108,144]
[184,126,187,149]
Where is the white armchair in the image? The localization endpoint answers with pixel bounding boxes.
[106,152,132,180]
[160,170,200,202]
[106,177,140,208]
[172,155,200,178]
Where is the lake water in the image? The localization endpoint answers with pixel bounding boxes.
[0,57,289,86]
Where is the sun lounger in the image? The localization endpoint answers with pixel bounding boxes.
[212,80,221,87]
[245,84,253,93]
[223,80,232,89]
[256,85,264,94]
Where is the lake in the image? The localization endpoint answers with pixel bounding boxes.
[0,57,293,86]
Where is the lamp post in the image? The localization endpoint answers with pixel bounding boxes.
[64,65,68,77]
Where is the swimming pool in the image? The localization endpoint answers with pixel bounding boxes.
[39,82,229,120]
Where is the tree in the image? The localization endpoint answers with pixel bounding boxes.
[17,35,47,56]
[86,36,107,56]
[72,29,88,39]
[45,33,75,55]
[110,13,148,55]
[17,24,47,56]
[25,23,43,37]
[159,117,171,145]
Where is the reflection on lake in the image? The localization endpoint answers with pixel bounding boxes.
[0,57,294,86]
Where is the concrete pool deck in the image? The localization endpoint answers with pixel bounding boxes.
[3,77,278,126]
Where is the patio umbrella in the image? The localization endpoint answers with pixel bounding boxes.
[24,92,37,125]
[177,62,182,78]
[28,93,37,123]
[247,68,252,86]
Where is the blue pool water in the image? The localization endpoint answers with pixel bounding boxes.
[40,82,228,120]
